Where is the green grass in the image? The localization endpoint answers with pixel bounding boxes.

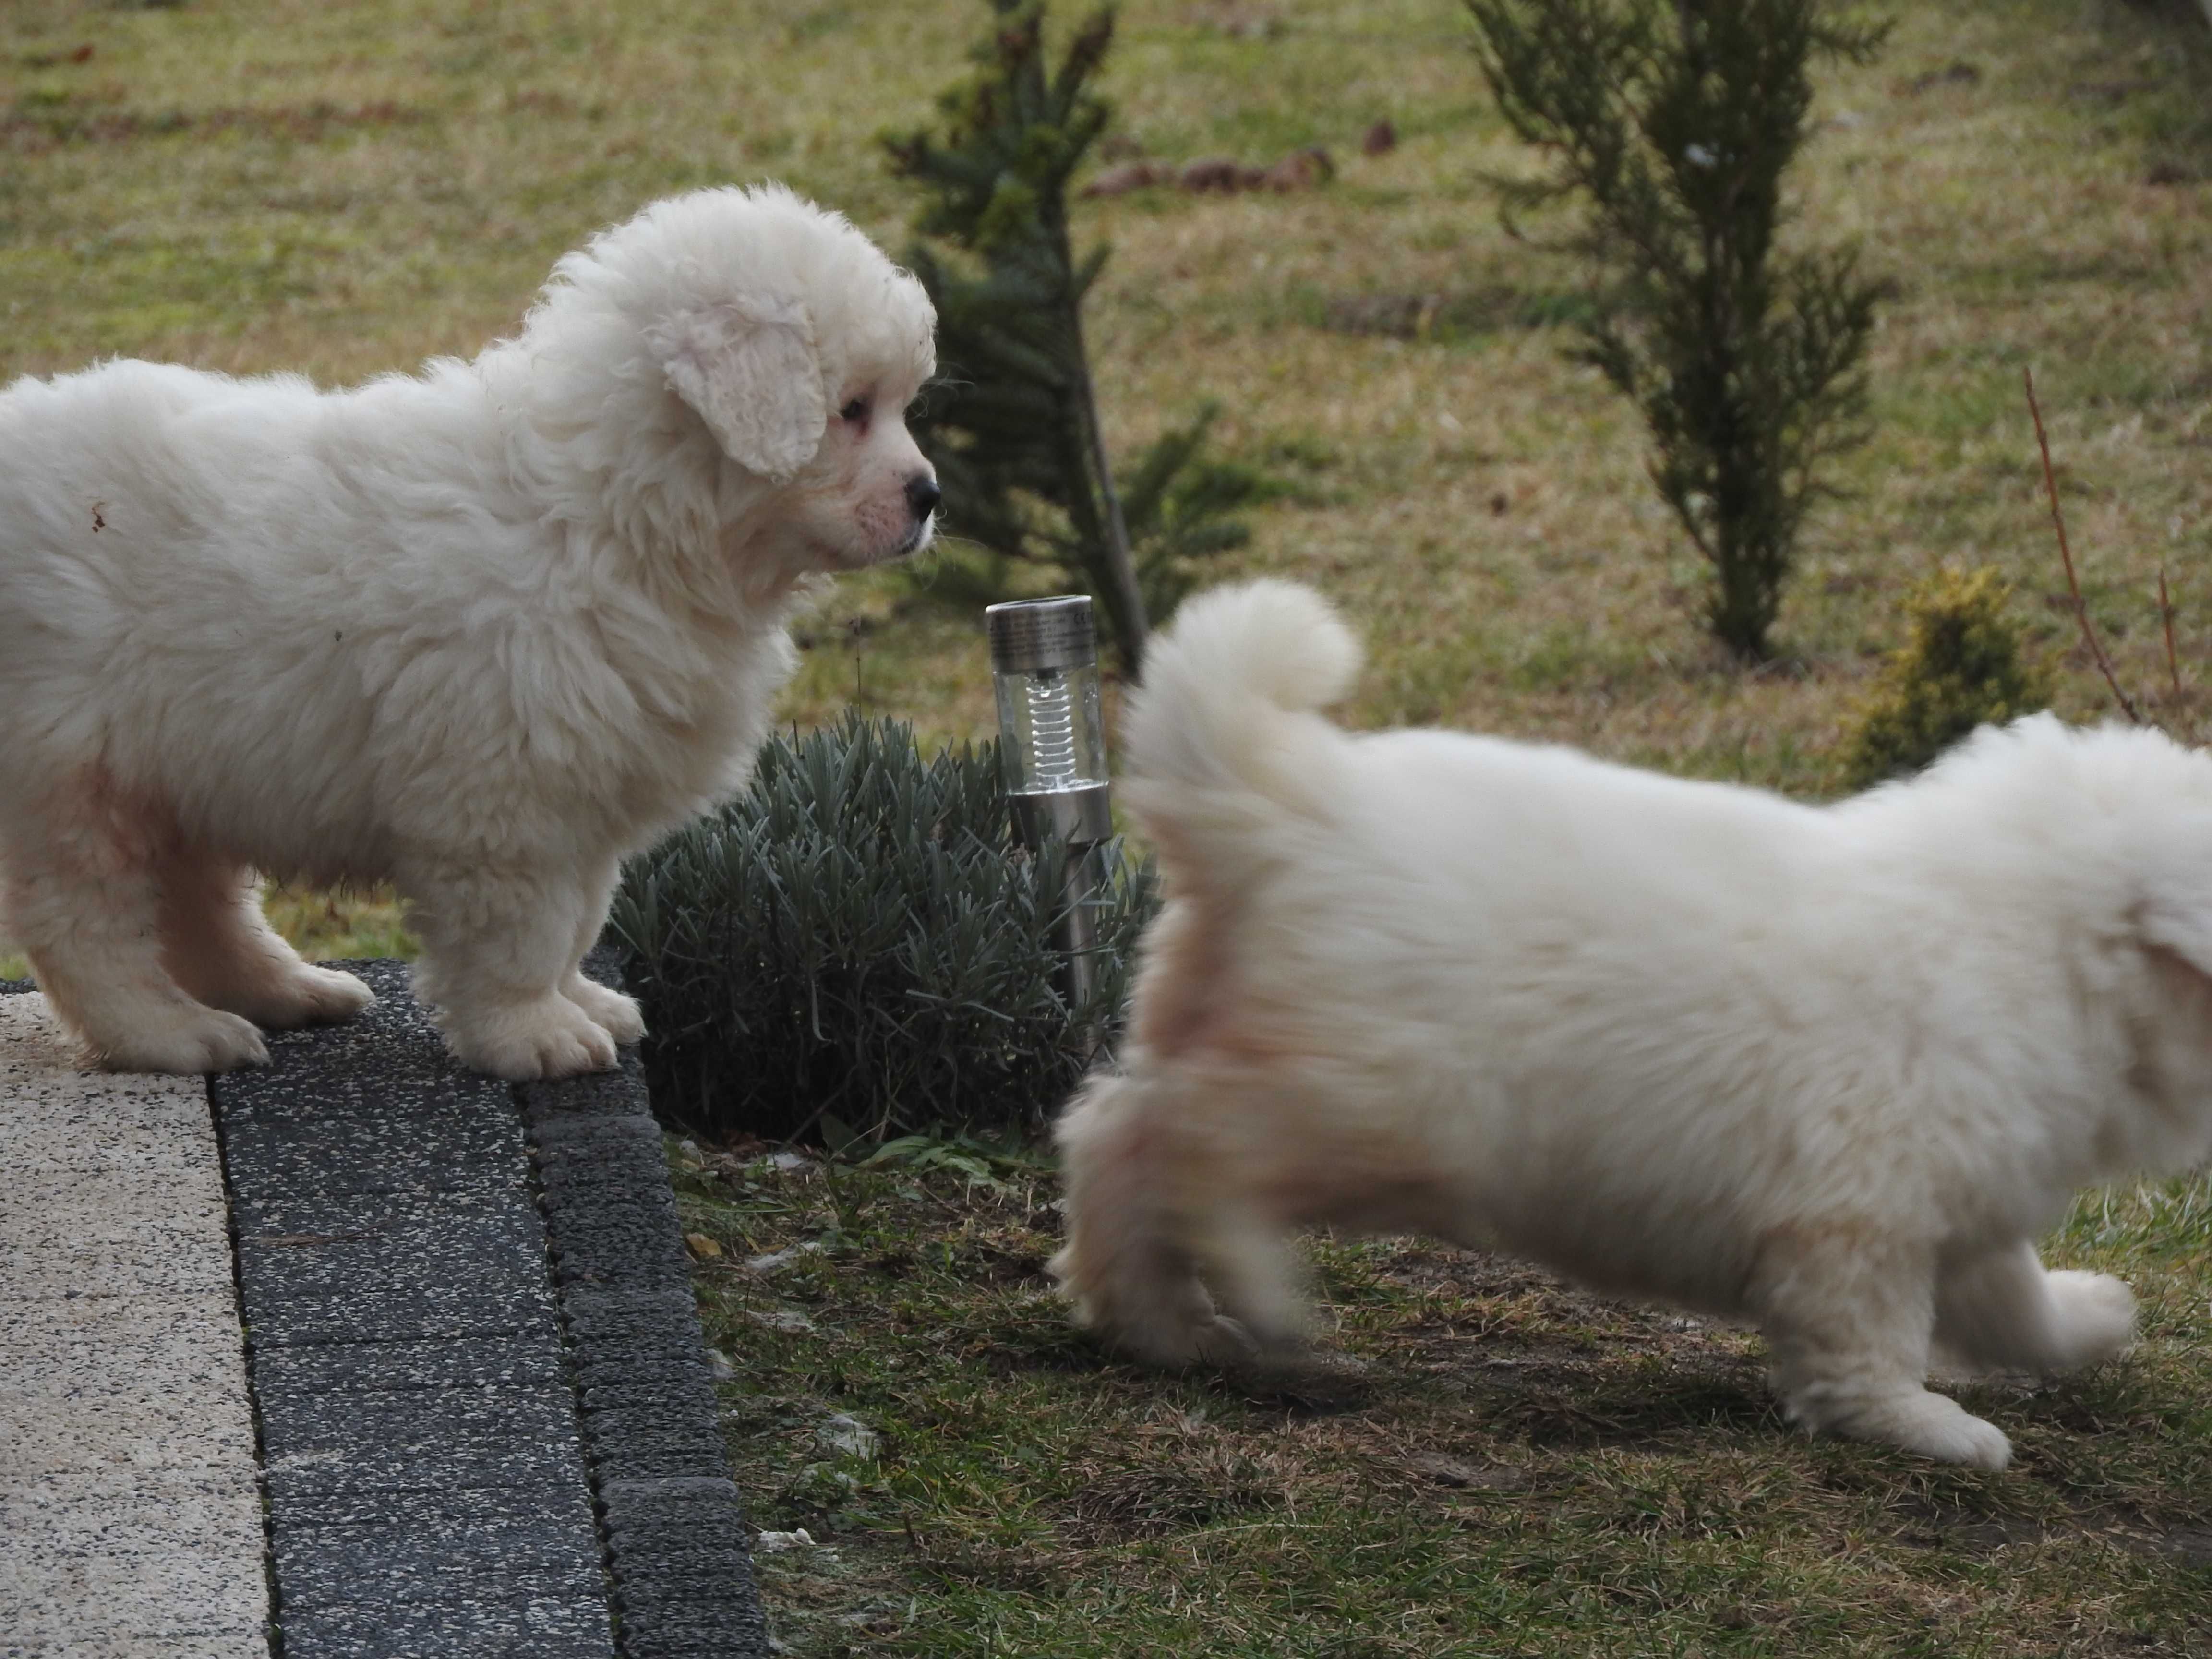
[257,883,415,962]
[675,1140,2212,1658]
[6,3,2211,1641]
[6,0,2210,791]
[0,882,407,984]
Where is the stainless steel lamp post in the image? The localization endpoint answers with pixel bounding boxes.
[985,596,1113,1012]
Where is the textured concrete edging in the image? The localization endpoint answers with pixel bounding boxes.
[207,954,769,1659]
[518,945,773,1659]
[215,961,609,1658]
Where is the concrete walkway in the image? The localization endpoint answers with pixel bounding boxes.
[0,963,769,1659]
[0,992,267,1658]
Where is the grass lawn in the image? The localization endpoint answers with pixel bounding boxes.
[6,0,2212,1647]
[673,1138,2212,1657]
[5,0,2209,775]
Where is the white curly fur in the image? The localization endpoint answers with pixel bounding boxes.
[0,185,937,1079]
[1055,579,2212,1469]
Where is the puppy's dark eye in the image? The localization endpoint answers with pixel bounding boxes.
[839,397,869,423]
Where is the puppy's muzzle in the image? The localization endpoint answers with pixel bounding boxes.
[904,472,941,525]
[894,472,941,558]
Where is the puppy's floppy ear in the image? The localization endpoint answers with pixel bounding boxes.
[648,296,826,483]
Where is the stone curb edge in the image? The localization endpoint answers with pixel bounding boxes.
[519,947,773,1659]
[2,960,771,1659]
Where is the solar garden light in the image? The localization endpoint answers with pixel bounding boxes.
[985,596,1112,1012]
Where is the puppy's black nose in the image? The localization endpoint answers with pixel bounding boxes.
[905,474,941,523]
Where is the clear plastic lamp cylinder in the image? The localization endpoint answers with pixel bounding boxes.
[986,596,1114,1022]
[985,597,1112,850]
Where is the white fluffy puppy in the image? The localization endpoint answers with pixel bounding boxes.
[1055,579,2212,1469]
[0,185,937,1080]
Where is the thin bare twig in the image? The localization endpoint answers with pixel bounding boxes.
[2160,565,2181,701]
[2025,367,2139,723]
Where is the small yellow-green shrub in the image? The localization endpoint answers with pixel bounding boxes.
[1839,567,2049,791]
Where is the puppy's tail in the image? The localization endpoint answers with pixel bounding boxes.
[1125,580,1361,866]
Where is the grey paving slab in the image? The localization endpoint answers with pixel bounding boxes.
[219,1101,525,1198]
[217,1072,520,1130]
[7,1642,266,1659]
[252,1330,568,1396]
[260,1380,588,1501]
[270,1505,605,1607]
[213,960,616,1659]
[0,991,268,1654]
[278,1596,619,1659]
[259,1478,602,1532]
[231,1184,560,1347]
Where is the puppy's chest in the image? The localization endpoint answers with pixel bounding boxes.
[584,617,794,830]
[617,682,777,824]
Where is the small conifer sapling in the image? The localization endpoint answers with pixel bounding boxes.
[1465,0,1892,661]
[887,0,1261,672]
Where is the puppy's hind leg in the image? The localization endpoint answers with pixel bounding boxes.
[1753,1225,2013,1470]
[157,849,374,1031]
[1934,1239,2135,1377]
[1052,1070,1268,1367]
[2,772,266,1072]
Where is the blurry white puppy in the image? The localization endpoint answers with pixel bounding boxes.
[0,185,937,1079]
[1055,580,2212,1468]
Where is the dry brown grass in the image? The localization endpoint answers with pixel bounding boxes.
[673,1139,2212,1657]
[5,27,2207,1648]
[1,0,2207,962]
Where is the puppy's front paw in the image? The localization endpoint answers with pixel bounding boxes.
[1815,1388,2013,1471]
[96,1008,270,1075]
[1899,1404,2013,1471]
[565,977,645,1046]
[2044,1270,2137,1369]
[239,965,377,1031]
[445,996,619,1081]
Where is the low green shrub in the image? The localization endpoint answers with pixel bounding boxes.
[611,714,1154,1146]
[1838,567,2049,790]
